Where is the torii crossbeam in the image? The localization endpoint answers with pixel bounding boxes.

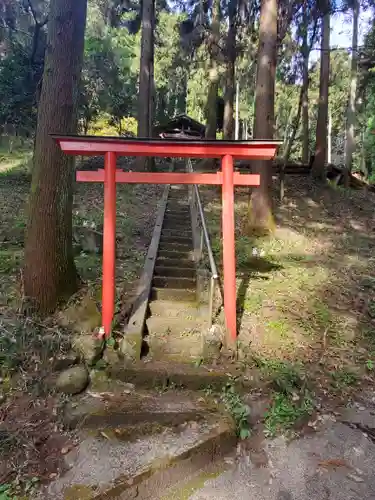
[54,135,280,345]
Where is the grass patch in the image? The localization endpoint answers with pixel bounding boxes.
[265,319,290,340]
[0,320,69,380]
[330,369,358,389]
[368,300,375,319]
[254,358,304,394]
[0,147,31,176]
[220,381,251,439]
[242,292,264,313]
[0,249,21,274]
[264,391,314,437]
[75,252,102,281]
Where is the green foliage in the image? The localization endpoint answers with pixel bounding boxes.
[154,11,189,122]
[254,358,303,395]
[80,4,138,132]
[264,391,314,437]
[0,44,40,136]
[0,321,67,381]
[330,369,358,389]
[220,381,251,439]
[0,483,12,500]
[366,359,374,371]
[0,250,21,274]
[0,476,39,499]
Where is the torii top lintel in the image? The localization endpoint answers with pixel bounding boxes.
[53,135,280,160]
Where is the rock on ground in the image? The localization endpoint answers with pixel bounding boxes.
[56,365,89,395]
[73,334,104,366]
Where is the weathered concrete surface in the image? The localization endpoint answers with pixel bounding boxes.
[45,384,375,500]
[107,359,262,391]
[40,417,235,500]
[62,381,217,430]
[174,419,375,499]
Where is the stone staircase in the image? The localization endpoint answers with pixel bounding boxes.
[145,183,209,362]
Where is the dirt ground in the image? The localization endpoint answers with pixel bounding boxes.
[201,175,375,393]
[1,155,375,496]
[0,156,163,494]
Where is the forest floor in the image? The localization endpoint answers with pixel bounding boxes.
[1,153,375,497]
[0,154,163,496]
[202,175,375,434]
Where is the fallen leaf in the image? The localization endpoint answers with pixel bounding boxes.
[347,473,364,483]
[61,445,72,455]
[318,458,352,469]
[100,431,111,440]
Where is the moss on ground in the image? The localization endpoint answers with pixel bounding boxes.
[201,178,375,390]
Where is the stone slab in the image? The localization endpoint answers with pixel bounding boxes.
[40,417,235,499]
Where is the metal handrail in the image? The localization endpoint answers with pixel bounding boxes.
[187,158,221,326]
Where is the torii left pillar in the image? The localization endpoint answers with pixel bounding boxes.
[54,136,280,346]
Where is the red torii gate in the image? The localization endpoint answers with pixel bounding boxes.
[54,136,279,345]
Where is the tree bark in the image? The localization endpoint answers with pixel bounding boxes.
[223,0,237,140]
[343,0,359,187]
[205,0,220,139]
[301,8,309,163]
[283,84,304,162]
[137,0,155,169]
[312,9,330,181]
[248,0,277,233]
[24,0,87,314]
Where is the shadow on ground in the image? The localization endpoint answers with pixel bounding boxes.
[200,175,375,382]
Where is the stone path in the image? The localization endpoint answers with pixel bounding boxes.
[185,422,375,500]
[41,385,375,500]
[164,390,375,500]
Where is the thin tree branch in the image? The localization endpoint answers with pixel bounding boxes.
[27,0,39,25]
[26,0,48,27]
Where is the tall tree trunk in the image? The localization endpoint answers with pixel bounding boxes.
[137,0,155,169]
[205,0,220,139]
[327,110,332,163]
[301,9,309,163]
[148,12,155,170]
[283,84,304,162]
[344,0,359,187]
[235,81,240,139]
[312,9,330,181]
[24,0,87,314]
[248,0,277,233]
[223,0,237,140]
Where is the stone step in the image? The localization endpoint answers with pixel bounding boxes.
[149,299,204,318]
[145,319,220,363]
[161,229,192,239]
[146,316,204,336]
[158,241,192,253]
[44,383,235,500]
[146,333,204,362]
[151,287,196,302]
[166,201,189,207]
[156,256,194,268]
[152,275,196,289]
[157,249,193,260]
[166,204,189,209]
[159,235,192,246]
[165,210,190,218]
[167,195,189,201]
[162,220,191,230]
[166,203,189,209]
[163,214,190,223]
[154,265,195,279]
[63,383,212,430]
